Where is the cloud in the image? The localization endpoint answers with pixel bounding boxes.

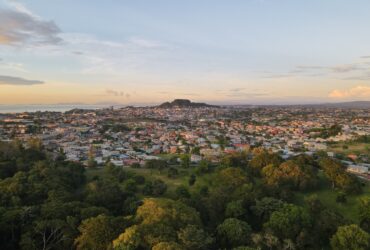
[229,87,246,92]
[106,89,124,97]
[60,33,170,76]
[329,85,370,98]
[0,3,62,46]
[157,91,199,96]
[104,89,132,98]
[0,75,44,85]
[0,58,27,72]
[329,64,361,73]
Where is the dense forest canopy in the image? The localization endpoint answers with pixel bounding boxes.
[0,140,369,250]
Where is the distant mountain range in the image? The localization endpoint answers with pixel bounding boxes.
[308,101,370,108]
[158,99,217,108]
[229,101,370,109]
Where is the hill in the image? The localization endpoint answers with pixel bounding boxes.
[158,99,217,108]
[316,101,370,109]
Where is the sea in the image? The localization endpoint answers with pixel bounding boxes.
[0,104,115,114]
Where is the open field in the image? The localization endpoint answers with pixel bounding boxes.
[294,171,370,223]
[86,166,370,223]
[328,142,370,156]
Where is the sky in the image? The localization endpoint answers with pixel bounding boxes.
[0,0,370,105]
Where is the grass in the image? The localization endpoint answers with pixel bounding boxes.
[85,165,370,223]
[85,167,104,181]
[294,171,370,223]
[126,166,216,198]
[328,142,370,156]
[126,167,191,197]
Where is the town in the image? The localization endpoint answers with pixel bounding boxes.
[0,100,369,180]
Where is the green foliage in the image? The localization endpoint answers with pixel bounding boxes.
[359,197,370,232]
[264,204,312,240]
[180,154,190,168]
[0,140,368,249]
[225,200,247,220]
[152,241,185,250]
[145,159,168,171]
[330,224,370,250]
[249,148,282,175]
[188,174,196,186]
[220,152,248,168]
[75,214,127,250]
[217,218,252,248]
[252,197,285,224]
[336,192,347,203]
[113,198,202,249]
[195,160,211,175]
[262,160,317,191]
[177,225,213,250]
[167,167,178,178]
[175,185,191,199]
[319,158,362,194]
[142,179,167,196]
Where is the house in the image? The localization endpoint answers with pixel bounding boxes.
[347,165,368,174]
[191,154,202,163]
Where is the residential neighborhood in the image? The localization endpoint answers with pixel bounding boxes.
[0,104,369,179]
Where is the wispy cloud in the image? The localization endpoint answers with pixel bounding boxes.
[215,88,269,98]
[329,85,370,98]
[0,75,44,85]
[59,33,170,76]
[0,2,62,46]
[0,58,27,72]
[157,91,200,97]
[262,56,370,80]
[105,89,131,98]
[106,89,124,97]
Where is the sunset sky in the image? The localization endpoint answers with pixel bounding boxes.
[0,0,370,105]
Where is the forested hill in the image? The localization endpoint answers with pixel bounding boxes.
[158,99,218,108]
[0,140,369,250]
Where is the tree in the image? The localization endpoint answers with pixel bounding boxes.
[359,197,370,232]
[217,218,252,248]
[196,160,211,175]
[75,215,126,250]
[85,180,126,215]
[314,209,347,246]
[188,174,196,186]
[264,204,311,240]
[330,224,370,250]
[180,155,190,168]
[178,225,213,250]
[152,179,167,196]
[319,158,362,194]
[124,179,137,193]
[220,152,247,168]
[113,198,202,249]
[167,167,178,178]
[225,200,247,220]
[87,146,97,168]
[336,192,347,203]
[175,185,191,199]
[20,219,71,250]
[249,149,282,175]
[152,242,185,250]
[145,159,168,173]
[262,160,317,191]
[251,197,285,225]
[142,179,167,196]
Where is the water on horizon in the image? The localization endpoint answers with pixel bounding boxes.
[0,104,113,114]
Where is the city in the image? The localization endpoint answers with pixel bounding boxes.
[1,0,370,249]
[1,100,369,179]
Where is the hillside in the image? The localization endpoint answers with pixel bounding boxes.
[158,99,217,108]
